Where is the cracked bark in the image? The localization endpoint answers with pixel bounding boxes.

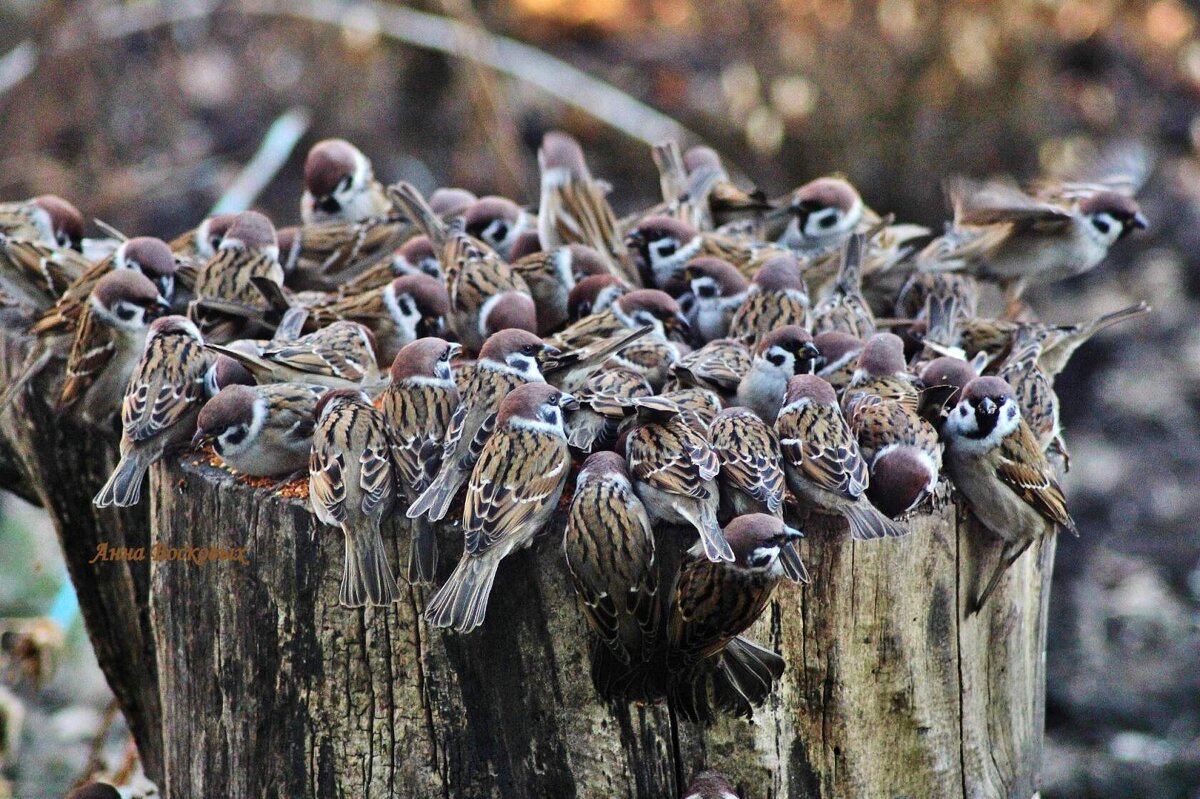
[1,317,1053,798]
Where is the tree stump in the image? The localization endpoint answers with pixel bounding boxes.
[1,318,1055,798]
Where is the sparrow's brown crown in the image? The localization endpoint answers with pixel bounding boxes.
[304,139,362,198]
[32,194,84,247]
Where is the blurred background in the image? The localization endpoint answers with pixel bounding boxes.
[0,0,1197,796]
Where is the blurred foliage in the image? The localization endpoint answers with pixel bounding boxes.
[0,1,1198,797]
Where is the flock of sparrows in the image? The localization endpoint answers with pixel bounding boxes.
[0,132,1149,725]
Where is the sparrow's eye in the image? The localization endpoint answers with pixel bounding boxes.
[56,231,70,247]
[522,344,538,356]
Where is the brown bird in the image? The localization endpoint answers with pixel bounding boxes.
[193,382,326,477]
[307,273,449,364]
[564,451,661,700]
[667,513,799,722]
[625,396,732,562]
[425,383,576,632]
[204,320,379,388]
[726,253,809,345]
[735,325,820,423]
[188,211,285,343]
[300,138,391,225]
[309,388,400,607]
[565,366,652,453]
[850,400,942,518]
[510,244,610,335]
[940,376,1076,612]
[776,375,905,539]
[841,332,920,418]
[810,233,874,338]
[380,337,462,583]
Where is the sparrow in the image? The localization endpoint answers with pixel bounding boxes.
[725,253,809,345]
[550,288,689,352]
[996,331,1067,466]
[537,130,636,284]
[709,410,812,582]
[680,257,749,343]
[567,274,629,322]
[463,196,531,261]
[679,144,772,229]
[428,187,478,219]
[379,337,462,583]
[810,233,875,338]
[407,328,556,522]
[894,270,979,325]
[300,138,391,225]
[309,387,401,607]
[388,182,534,353]
[625,215,706,288]
[1026,302,1150,379]
[735,325,820,423]
[168,212,238,263]
[849,400,942,518]
[917,355,979,430]
[203,339,258,397]
[94,316,211,507]
[775,374,905,539]
[425,383,576,632]
[662,387,723,433]
[330,234,443,298]
[539,325,655,393]
[917,174,1148,308]
[188,211,285,343]
[510,244,610,335]
[57,269,169,421]
[563,450,661,700]
[30,236,179,335]
[276,216,413,291]
[772,175,865,255]
[840,332,920,418]
[647,138,712,231]
[0,234,92,305]
[0,194,83,248]
[565,366,652,453]
[940,376,1077,612]
[813,330,864,393]
[670,337,752,398]
[667,513,799,722]
[308,273,449,364]
[205,320,379,387]
[625,395,732,562]
[606,335,687,392]
[193,382,326,477]
[681,770,742,799]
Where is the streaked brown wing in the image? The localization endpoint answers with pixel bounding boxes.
[778,404,868,500]
[710,414,785,512]
[463,430,568,555]
[996,423,1075,532]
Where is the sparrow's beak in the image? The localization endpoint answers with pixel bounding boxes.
[666,312,692,339]
[447,342,463,360]
[979,397,997,417]
[539,344,562,361]
[559,392,580,411]
[801,341,821,360]
[1131,212,1149,230]
[191,430,213,449]
[149,296,171,319]
[783,526,805,542]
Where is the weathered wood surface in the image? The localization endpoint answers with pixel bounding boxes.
[0,319,165,784]
[149,458,1053,799]
[0,313,1055,798]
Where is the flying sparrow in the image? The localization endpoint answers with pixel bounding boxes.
[379,337,462,583]
[680,257,749,343]
[917,175,1148,308]
[841,332,920,418]
[388,182,534,353]
[563,450,661,700]
[308,273,449,364]
[193,381,326,477]
[94,316,211,507]
[510,244,610,335]
[940,376,1077,612]
[537,130,636,284]
[30,236,179,335]
[407,328,556,522]
[565,365,652,452]
[726,253,809,345]
[309,387,401,607]
[58,270,169,421]
[735,325,820,423]
[205,320,379,387]
[812,330,864,393]
[666,513,800,722]
[776,374,905,539]
[810,233,875,338]
[425,383,576,632]
[188,211,285,343]
[300,138,391,225]
[463,196,531,261]
[625,395,732,562]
